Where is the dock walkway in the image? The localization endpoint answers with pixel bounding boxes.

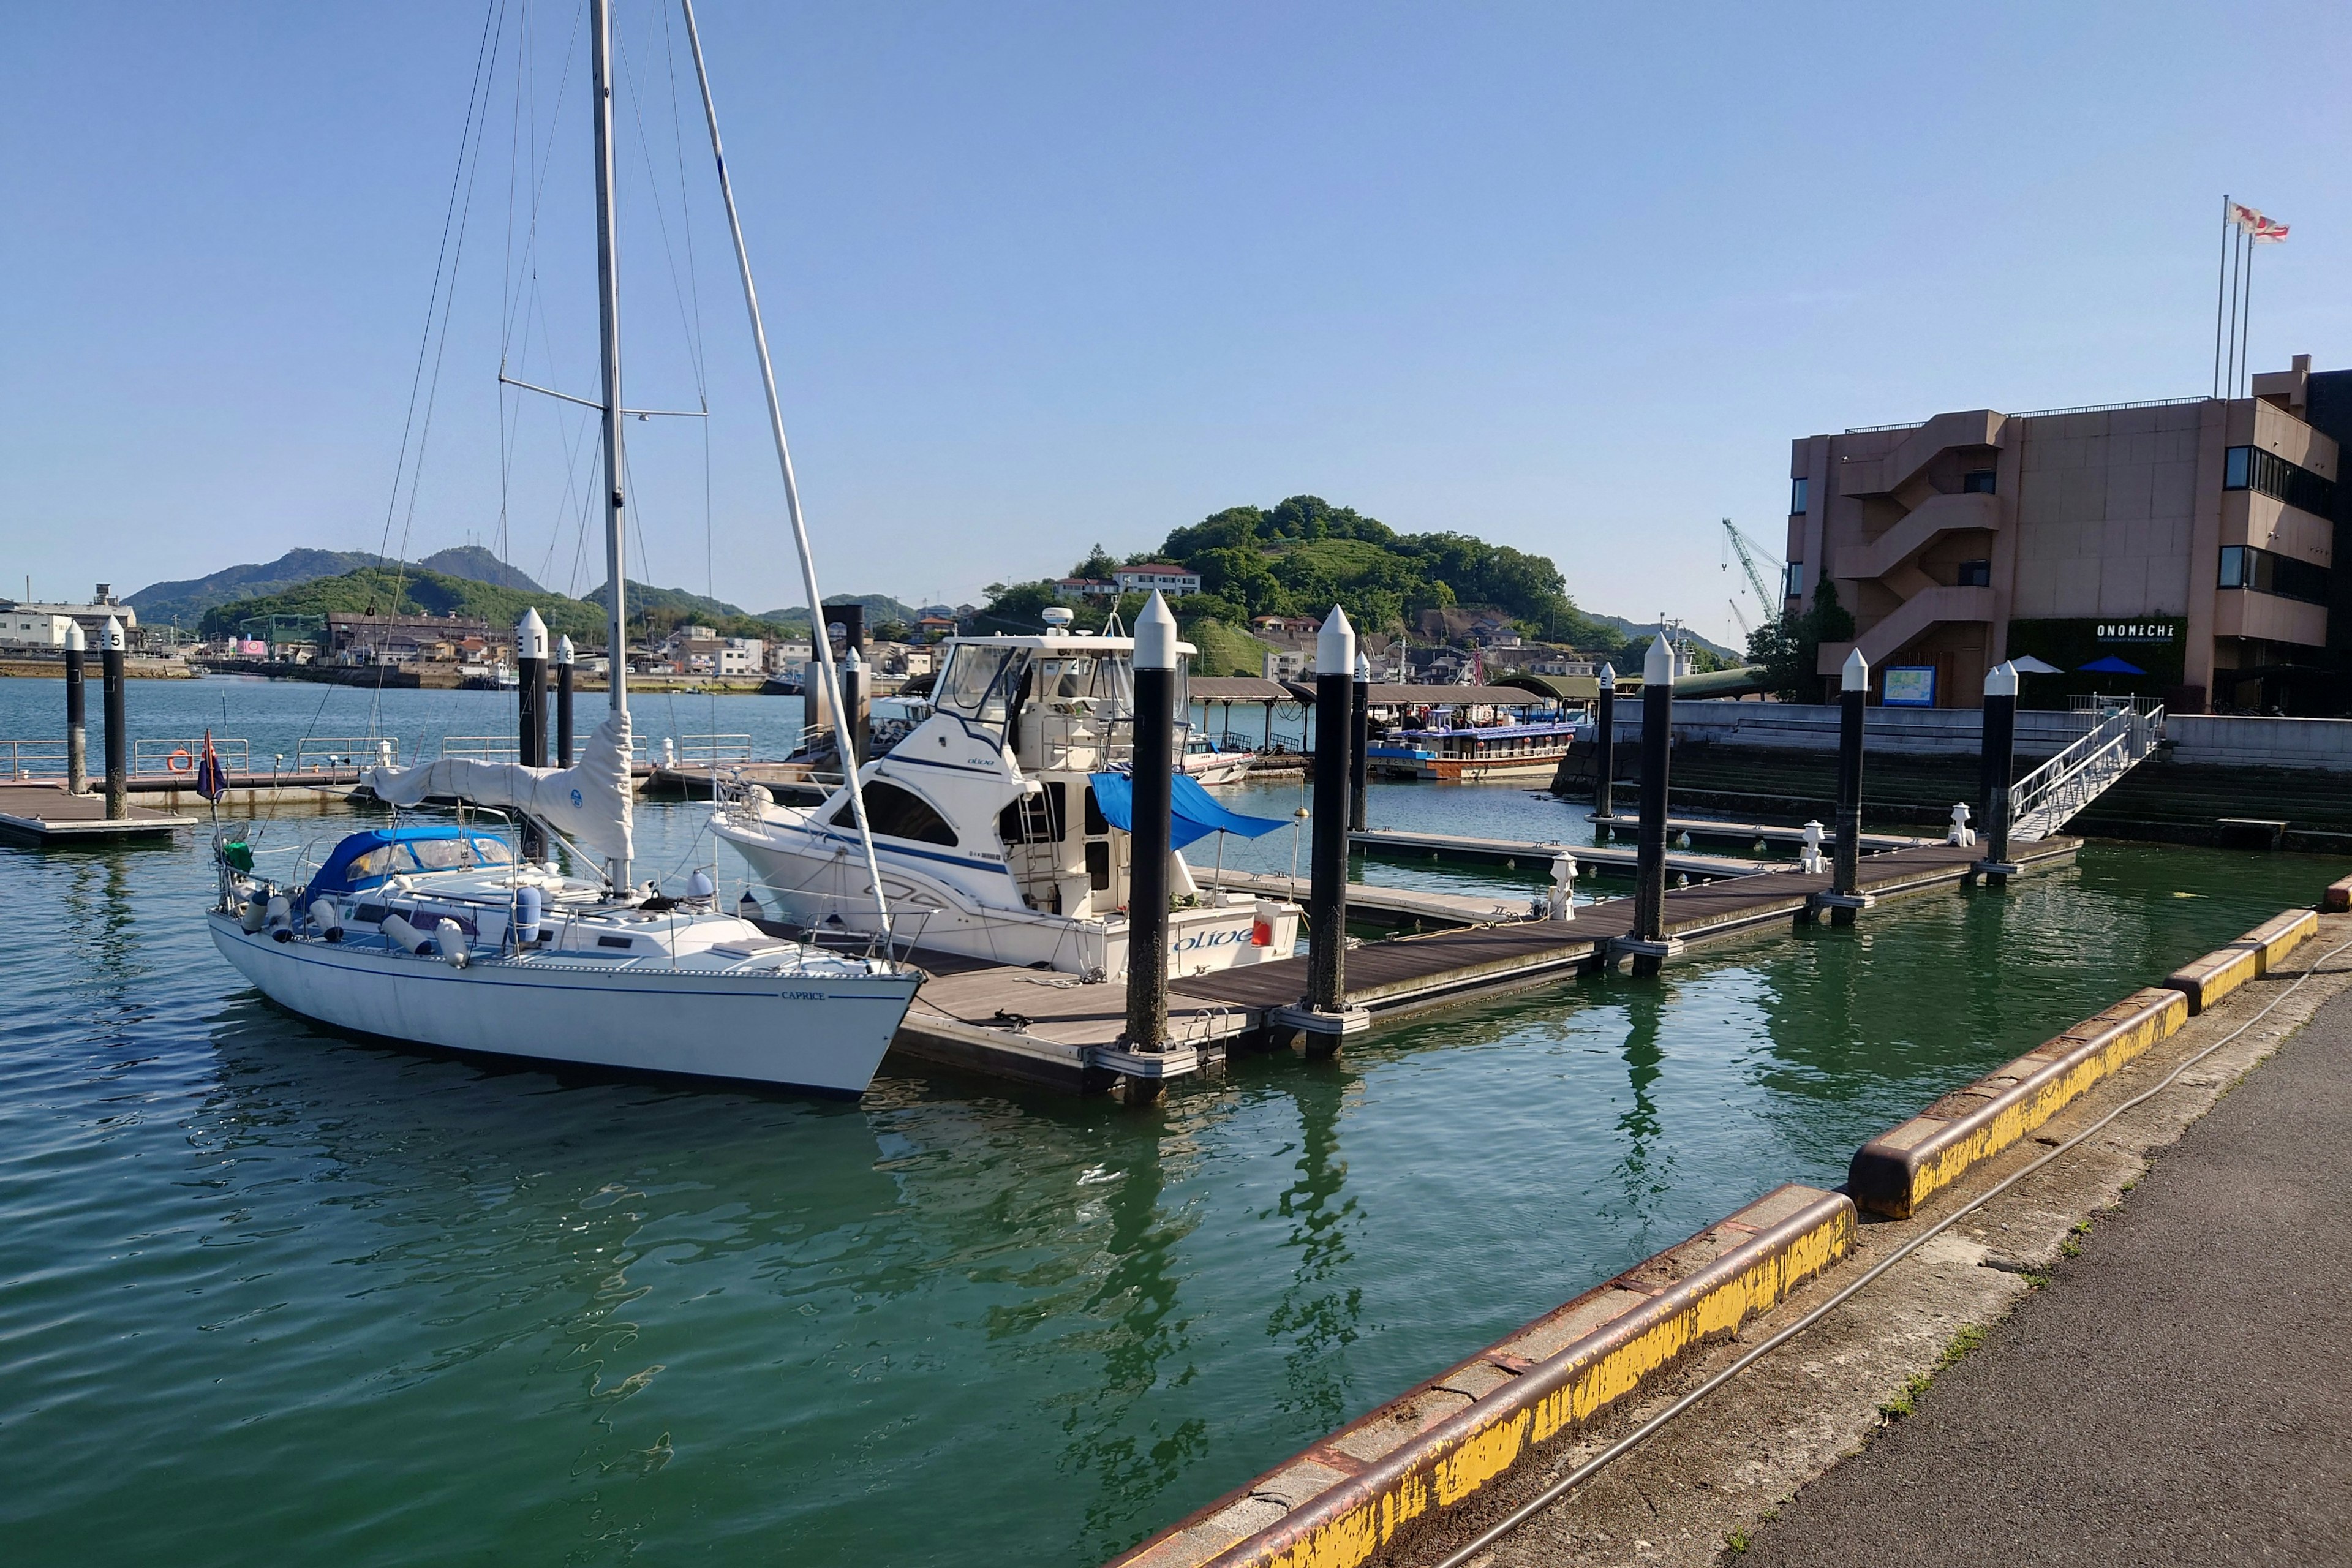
[0,783,196,842]
[1591,812,1938,851]
[1196,867,1531,929]
[1175,839,2078,1021]
[1351,827,1768,881]
[887,946,1254,1093]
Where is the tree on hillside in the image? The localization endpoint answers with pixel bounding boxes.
[1069,543,1120,581]
[1747,580,1855,702]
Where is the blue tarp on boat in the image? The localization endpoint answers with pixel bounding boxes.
[1088,773,1289,851]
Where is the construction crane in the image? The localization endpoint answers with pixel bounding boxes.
[1719,518,1787,621]
[1726,597,1753,639]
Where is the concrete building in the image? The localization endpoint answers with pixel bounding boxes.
[1786,355,2346,712]
[326,611,491,665]
[0,584,138,644]
[1112,564,1201,597]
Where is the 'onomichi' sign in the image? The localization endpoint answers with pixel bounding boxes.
[2097,622,2177,643]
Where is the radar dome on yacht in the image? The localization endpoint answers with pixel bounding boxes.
[1041,606,1075,633]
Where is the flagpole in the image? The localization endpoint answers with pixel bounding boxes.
[2239,233,2255,395]
[2212,194,2230,399]
[2223,219,2243,399]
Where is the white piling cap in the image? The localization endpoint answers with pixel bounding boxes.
[1317,605,1356,676]
[1354,650,1370,683]
[1599,662,1615,691]
[1841,647,1869,692]
[65,620,84,652]
[1985,660,2019,698]
[516,607,548,662]
[1643,633,1674,686]
[1135,590,1178,671]
[842,643,864,671]
[554,634,575,666]
[99,616,125,652]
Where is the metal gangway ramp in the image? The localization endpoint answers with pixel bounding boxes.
[2010,698,2164,842]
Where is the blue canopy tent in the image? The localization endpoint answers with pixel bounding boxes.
[2078,655,2146,676]
[1088,772,1289,851]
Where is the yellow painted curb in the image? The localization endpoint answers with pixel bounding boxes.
[1104,1185,1855,1568]
[1848,987,2187,1219]
[2166,908,2318,1014]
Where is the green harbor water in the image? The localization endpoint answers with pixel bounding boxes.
[1,677,2340,1565]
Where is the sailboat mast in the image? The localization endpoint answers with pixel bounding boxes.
[589,0,631,891]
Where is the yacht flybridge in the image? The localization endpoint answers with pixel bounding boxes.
[715,625,1303,978]
[206,0,922,1095]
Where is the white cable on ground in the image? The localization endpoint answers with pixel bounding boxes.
[1432,930,2352,1568]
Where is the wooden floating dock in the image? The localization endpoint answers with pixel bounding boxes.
[1350,827,1768,882]
[1172,838,2081,1025]
[881,837,2078,1095]
[885,946,1256,1093]
[1196,866,1532,930]
[1591,812,1937,852]
[0,783,197,842]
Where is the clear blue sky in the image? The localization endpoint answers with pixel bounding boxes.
[6,2,2348,644]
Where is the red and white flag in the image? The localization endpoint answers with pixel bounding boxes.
[2231,202,2289,243]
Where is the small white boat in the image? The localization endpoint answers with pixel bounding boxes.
[1179,733,1258,786]
[714,621,1302,978]
[205,0,921,1096]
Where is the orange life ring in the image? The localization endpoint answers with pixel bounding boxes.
[166,749,194,773]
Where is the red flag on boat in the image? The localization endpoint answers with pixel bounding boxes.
[195,729,228,802]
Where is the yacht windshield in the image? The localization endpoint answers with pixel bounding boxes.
[1029,654,1132,715]
[934,646,1030,725]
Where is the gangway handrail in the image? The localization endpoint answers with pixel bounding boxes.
[132,737,252,776]
[2010,704,2163,841]
[296,736,402,771]
[2,739,69,778]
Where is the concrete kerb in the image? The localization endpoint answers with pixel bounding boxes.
[2164,908,2320,1014]
[1104,1186,1856,1568]
[2327,872,2352,913]
[1848,989,2188,1219]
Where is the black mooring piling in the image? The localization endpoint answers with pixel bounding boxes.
[1624,636,1675,974]
[1304,606,1357,1038]
[1593,662,1617,832]
[1976,661,2019,882]
[1820,647,1871,924]
[1125,592,1178,1096]
[516,609,549,858]
[64,622,87,796]
[100,617,127,820]
[554,635,576,766]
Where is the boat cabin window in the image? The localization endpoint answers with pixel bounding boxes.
[829,781,957,846]
[409,836,513,872]
[933,646,1030,727]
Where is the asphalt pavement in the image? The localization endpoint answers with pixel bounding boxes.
[1740,981,2352,1566]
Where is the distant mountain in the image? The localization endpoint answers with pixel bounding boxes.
[417,546,543,594]
[584,581,748,624]
[751,595,921,630]
[1589,615,1742,663]
[129,548,380,628]
[197,565,608,643]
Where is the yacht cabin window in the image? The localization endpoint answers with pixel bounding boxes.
[829,781,957,846]
[933,646,1030,726]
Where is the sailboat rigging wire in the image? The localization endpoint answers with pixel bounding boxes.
[677,0,895,942]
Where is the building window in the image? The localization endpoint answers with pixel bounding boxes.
[1962,470,1996,495]
[829,781,957,846]
[1790,477,1809,514]
[1957,559,1992,587]
[2218,543,2330,605]
[2223,445,2335,518]
[1782,562,1804,600]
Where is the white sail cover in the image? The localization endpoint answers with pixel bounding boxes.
[361,707,635,866]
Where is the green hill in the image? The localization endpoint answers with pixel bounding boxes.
[129,548,382,628]
[198,567,610,642]
[979,494,1639,654]
[418,546,545,594]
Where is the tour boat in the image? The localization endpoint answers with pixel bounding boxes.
[714,619,1302,979]
[1366,717,1578,781]
[206,0,921,1094]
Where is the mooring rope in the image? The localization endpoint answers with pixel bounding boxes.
[1431,927,2352,1568]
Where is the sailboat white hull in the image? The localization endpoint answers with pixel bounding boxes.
[211,914,916,1096]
